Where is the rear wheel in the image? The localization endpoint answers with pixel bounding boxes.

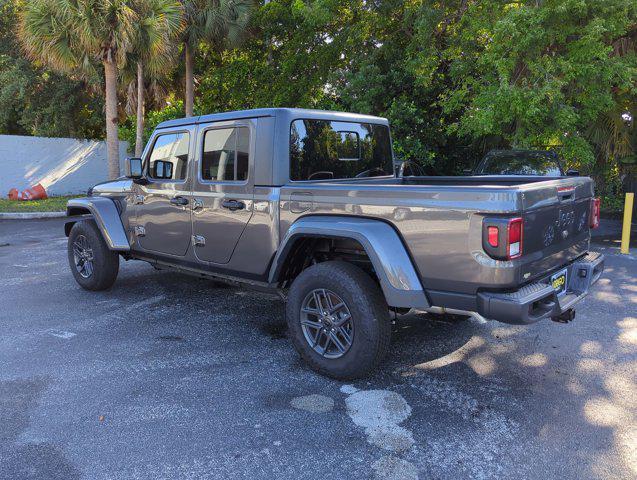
[286,261,391,379]
[67,220,119,291]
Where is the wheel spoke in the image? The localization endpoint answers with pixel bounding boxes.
[300,318,323,330]
[312,290,325,313]
[328,330,347,353]
[301,306,320,316]
[329,302,345,314]
[321,331,333,355]
[336,326,352,346]
[333,312,351,327]
[322,289,335,311]
[312,329,324,348]
[84,261,93,277]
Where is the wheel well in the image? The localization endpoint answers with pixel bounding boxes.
[276,236,379,289]
[64,207,92,236]
[67,206,91,216]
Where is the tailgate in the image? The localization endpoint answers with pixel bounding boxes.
[519,178,595,281]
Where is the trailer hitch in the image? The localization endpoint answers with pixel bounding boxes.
[551,308,576,324]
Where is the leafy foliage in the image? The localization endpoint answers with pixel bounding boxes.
[5,0,637,204]
[0,0,103,138]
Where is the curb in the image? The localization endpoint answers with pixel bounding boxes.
[0,211,66,220]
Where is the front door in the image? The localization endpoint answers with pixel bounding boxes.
[191,120,255,264]
[135,127,196,256]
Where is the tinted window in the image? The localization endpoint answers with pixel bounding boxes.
[475,152,562,176]
[148,132,190,180]
[202,127,249,181]
[290,120,393,181]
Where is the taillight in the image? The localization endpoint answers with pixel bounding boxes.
[482,217,524,260]
[590,197,600,229]
[487,226,499,247]
[507,217,523,259]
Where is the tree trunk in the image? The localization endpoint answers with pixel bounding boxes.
[185,42,194,117]
[104,59,120,179]
[135,62,145,157]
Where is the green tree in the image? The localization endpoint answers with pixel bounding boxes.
[126,0,183,156]
[181,0,254,117]
[19,0,140,179]
[0,0,103,138]
[443,0,637,173]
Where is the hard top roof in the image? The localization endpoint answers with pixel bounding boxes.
[155,107,389,129]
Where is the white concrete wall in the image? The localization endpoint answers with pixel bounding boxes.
[0,135,129,196]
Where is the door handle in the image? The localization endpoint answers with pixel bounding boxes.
[221,199,245,211]
[192,198,204,211]
[170,196,189,206]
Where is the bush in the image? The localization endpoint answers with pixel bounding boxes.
[119,100,185,154]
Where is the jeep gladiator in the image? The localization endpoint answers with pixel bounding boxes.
[65,108,605,379]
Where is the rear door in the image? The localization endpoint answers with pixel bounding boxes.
[191,119,255,264]
[135,126,196,256]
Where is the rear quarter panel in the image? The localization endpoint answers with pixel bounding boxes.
[279,177,593,295]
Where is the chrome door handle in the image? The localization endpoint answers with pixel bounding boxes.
[192,198,204,211]
[170,196,189,206]
[221,199,245,211]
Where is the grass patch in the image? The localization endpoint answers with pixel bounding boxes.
[0,195,79,213]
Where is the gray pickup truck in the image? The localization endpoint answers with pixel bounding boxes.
[65,108,604,379]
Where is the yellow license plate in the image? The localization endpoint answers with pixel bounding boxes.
[550,269,568,295]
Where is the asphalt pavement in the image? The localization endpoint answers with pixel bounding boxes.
[0,218,635,480]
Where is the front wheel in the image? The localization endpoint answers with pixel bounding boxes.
[67,220,119,291]
[286,261,391,379]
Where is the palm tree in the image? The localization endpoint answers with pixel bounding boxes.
[127,0,183,156]
[181,0,254,117]
[19,0,138,179]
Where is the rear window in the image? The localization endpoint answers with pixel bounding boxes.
[201,127,249,182]
[476,152,562,176]
[290,119,393,181]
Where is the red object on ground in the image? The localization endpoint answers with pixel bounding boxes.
[6,183,48,201]
[19,184,48,200]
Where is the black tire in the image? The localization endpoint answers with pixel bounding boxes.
[67,220,119,291]
[286,261,391,380]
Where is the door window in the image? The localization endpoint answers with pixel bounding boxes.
[202,127,250,182]
[147,132,190,180]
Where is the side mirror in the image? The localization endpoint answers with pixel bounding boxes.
[566,169,580,176]
[125,157,143,179]
[463,168,473,176]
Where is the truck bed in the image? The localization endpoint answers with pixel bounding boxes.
[279,175,595,304]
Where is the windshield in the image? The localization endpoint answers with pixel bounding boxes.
[475,151,562,176]
[290,119,393,181]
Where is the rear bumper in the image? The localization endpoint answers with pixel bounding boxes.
[476,252,604,324]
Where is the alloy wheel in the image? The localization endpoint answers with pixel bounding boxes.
[72,234,94,278]
[300,288,354,359]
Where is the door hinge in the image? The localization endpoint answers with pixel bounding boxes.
[134,194,145,205]
[134,225,146,237]
[192,235,205,247]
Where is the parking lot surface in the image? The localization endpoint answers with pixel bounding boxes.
[0,218,635,480]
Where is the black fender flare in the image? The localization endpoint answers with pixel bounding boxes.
[65,197,130,251]
[269,216,428,309]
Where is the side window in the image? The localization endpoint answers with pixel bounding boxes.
[202,127,250,182]
[147,132,190,181]
[289,120,393,181]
